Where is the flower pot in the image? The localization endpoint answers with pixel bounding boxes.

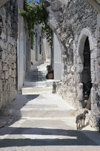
[48,73,54,79]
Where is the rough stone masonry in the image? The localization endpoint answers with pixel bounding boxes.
[0,0,18,109]
[46,0,100,127]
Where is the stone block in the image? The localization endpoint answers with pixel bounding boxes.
[67,66,71,73]
[77,83,83,101]
[97,48,100,58]
[51,1,61,11]
[89,114,98,128]
[3,42,7,50]
[11,70,16,78]
[97,14,100,27]
[0,61,2,70]
[9,68,11,75]
[98,83,100,89]
[91,50,97,59]
[98,88,100,96]
[1,73,4,79]
[2,51,6,60]
[10,37,15,46]
[76,64,83,73]
[96,70,100,83]
[13,79,16,85]
[71,66,75,73]
[12,55,16,62]
[91,104,100,116]
[56,27,61,34]
[0,40,4,48]
[1,32,6,40]
[9,90,15,102]
[0,80,2,92]
[95,58,100,83]
[77,56,83,64]
[5,71,9,79]
[97,42,100,49]
[5,92,9,104]
[3,82,7,91]
[91,58,95,72]
[91,88,98,104]
[2,63,8,71]
[9,54,12,59]
[91,71,96,83]
[7,44,12,52]
[12,46,16,54]
[0,93,3,109]
[75,73,81,83]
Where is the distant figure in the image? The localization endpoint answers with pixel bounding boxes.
[76,110,88,130]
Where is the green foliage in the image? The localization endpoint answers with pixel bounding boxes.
[19,0,52,46]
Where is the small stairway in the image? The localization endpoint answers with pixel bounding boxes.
[1,61,76,126]
[16,61,76,120]
[4,93,76,119]
[22,61,54,95]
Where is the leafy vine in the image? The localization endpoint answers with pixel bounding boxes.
[19,0,52,46]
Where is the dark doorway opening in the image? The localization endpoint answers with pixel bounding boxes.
[82,37,92,109]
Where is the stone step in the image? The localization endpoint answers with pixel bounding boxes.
[22,87,52,95]
[24,80,54,87]
[14,108,76,118]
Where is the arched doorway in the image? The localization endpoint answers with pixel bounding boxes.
[77,28,94,109]
[82,37,92,109]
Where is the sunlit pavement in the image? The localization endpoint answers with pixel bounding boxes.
[0,61,100,151]
[0,91,100,151]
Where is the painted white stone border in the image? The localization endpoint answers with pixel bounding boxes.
[77,28,94,56]
[76,28,94,104]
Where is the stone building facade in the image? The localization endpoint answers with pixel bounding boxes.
[0,0,33,109]
[46,0,100,127]
[0,0,18,109]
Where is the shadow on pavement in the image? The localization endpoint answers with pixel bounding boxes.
[0,94,40,125]
[0,127,99,147]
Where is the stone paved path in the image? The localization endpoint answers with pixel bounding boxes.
[0,61,100,151]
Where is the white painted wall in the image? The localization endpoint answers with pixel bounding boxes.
[17,0,25,90]
[42,37,50,60]
[53,33,62,80]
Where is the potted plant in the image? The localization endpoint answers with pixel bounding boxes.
[46,65,51,71]
[48,69,54,79]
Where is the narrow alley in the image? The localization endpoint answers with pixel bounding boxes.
[0,0,100,150]
[0,61,100,151]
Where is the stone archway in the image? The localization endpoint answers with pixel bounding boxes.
[77,28,94,109]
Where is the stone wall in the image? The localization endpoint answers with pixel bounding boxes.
[0,0,18,109]
[47,0,100,127]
